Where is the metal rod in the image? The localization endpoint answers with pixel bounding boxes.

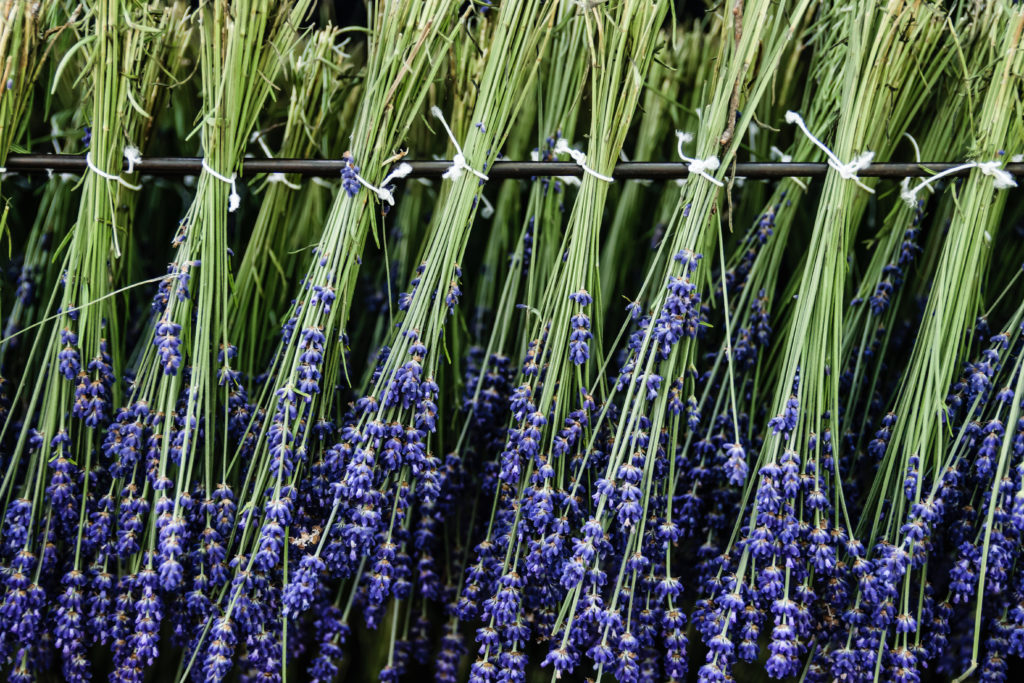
[2,153,1023,180]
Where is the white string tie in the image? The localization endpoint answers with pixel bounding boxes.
[124,146,142,174]
[86,152,141,191]
[48,170,77,183]
[431,106,488,181]
[201,158,241,212]
[311,177,334,189]
[552,138,614,183]
[1012,154,1023,163]
[675,131,723,187]
[248,132,301,190]
[785,111,874,193]
[769,145,792,163]
[900,161,1017,208]
[975,161,1017,189]
[352,162,413,206]
[531,148,581,186]
[267,173,302,190]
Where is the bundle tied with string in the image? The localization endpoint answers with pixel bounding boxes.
[552,137,614,182]
[785,110,874,192]
[343,155,414,206]
[431,105,489,181]
[201,158,242,212]
[85,146,143,191]
[900,159,1018,207]
[83,145,144,257]
[675,130,723,186]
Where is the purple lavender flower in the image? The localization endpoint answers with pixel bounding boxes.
[341,153,361,197]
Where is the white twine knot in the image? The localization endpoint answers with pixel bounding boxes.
[250,130,274,159]
[311,177,334,189]
[352,162,413,206]
[86,151,141,191]
[552,138,614,183]
[976,161,1017,189]
[431,106,488,181]
[785,111,874,193]
[675,131,723,187]
[124,146,142,174]
[267,173,302,190]
[900,161,1017,208]
[247,132,302,191]
[201,158,241,212]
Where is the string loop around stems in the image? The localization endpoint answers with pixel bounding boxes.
[201,158,241,212]
[900,159,1018,207]
[85,150,142,191]
[350,162,413,206]
[552,138,614,183]
[784,110,874,193]
[675,131,723,187]
[430,106,488,181]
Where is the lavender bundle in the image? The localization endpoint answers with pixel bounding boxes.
[263,5,558,677]
[46,2,313,680]
[522,0,814,680]
[451,4,673,682]
[842,6,1024,680]
[0,2,191,680]
[697,2,959,680]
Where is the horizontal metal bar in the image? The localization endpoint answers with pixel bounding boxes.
[2,154,1023,180]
